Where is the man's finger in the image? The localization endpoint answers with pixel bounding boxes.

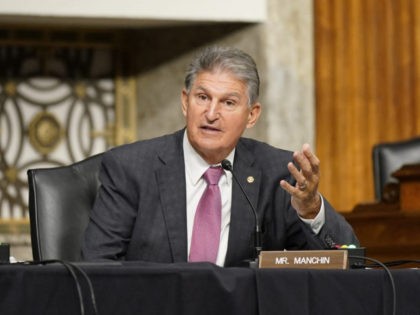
[280,179,297,195]
[302,143,320,173]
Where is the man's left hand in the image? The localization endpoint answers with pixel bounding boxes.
[280,143,321,219]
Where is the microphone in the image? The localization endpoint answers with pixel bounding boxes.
[221,159,262,266]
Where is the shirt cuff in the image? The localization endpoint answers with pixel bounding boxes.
[299,194,325,234]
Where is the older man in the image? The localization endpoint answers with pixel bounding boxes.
[82,46,358,266]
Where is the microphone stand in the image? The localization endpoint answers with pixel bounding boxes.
[221,160,262,269]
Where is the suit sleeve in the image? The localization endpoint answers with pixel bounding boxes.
[263,172,359,251]
[316,198,360,247]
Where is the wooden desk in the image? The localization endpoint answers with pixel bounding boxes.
[345,210,420,263]
[345,164,420,264]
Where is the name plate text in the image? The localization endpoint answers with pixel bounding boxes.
[259,250,348,269]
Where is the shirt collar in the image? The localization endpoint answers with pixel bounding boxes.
[183,130,235,185]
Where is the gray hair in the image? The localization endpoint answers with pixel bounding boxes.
[184,46,260,105]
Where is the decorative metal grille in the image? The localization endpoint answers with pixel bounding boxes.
[0,28,134,222]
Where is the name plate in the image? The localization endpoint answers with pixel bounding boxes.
[259,250,348,269]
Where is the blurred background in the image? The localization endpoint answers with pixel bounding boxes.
[0,0,418,261]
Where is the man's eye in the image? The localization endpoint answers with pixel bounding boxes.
[197,94,209,102]
[225,100,236,107]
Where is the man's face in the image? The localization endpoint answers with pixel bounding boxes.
[181,69,261,164]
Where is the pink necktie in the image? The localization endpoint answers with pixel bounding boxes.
[189,166,223,263]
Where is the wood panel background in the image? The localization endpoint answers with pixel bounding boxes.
[314,0,420,211]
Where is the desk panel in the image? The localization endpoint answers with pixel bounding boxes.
[0,262,256,315]
[257,268,420,315]
[0,262,419,315]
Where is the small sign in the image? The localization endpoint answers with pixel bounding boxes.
[259,250,348,269]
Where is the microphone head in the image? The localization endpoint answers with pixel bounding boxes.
[221,159,233,171]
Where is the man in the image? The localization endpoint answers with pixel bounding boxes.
[82,46,358,267]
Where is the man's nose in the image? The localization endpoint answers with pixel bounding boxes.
[205,101,220,121]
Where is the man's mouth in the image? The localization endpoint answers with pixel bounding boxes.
[200,125,221,132]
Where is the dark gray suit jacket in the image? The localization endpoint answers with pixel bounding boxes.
[82,129,358,266]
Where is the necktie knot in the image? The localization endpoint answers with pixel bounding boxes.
[203,166,223,185]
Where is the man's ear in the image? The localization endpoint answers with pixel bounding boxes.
[246,102,262,128]
[181,89,189,117]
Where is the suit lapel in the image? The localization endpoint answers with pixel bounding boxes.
[155,130,188,263]
[225,141,262,266]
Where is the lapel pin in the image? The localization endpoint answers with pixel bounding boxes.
[247,176,255,183]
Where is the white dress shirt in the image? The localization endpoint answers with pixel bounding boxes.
[183,133,234,267]
[183,131,325,266]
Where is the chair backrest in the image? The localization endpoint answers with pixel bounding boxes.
[372,137,420,200]
[27,153,103,261]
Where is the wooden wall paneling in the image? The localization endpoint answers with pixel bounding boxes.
[415,0,420,135]
[314,0,335,203]
[396,0,414,137]
[349,0,368,206]
[364,0,380,194]
[336,0,353,209]
[333,0,350,208]
[315,0,420,211]
[333,0,347,207]
[383,0,398,139]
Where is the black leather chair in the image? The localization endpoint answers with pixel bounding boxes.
[27,153,103,261]
[372,137,420,200]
